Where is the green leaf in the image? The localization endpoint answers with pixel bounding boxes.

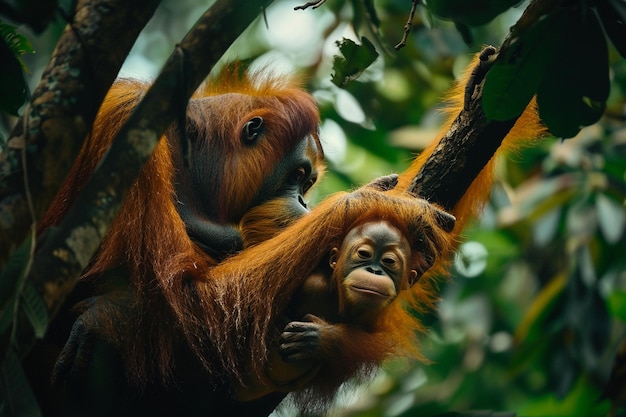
[537,12,610,138]
[0,350,42,417]
[515,273,567,344]
[433,411,516,417]
[0,22,35,65]
[596,0,626,58]
[454,21,473,45]
[331,37,379,87]
[20,283,48,339]
[427,0,520,26]
[483,12,569,121]
[361,0,380,27]
[518,375,605,417]
[607,291,626,321]
[596,193,625,244]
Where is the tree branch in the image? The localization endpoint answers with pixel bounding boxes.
[407,0,565,209]
[0,0,160,267]
[406,46,515,207]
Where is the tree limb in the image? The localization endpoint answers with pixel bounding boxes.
[407,0,565,209]
[0,0,160,267]
[405,46,515,207]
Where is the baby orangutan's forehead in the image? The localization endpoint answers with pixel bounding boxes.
[344,221,410,250]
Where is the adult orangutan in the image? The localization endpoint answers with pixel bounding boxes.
[27,68,325,416]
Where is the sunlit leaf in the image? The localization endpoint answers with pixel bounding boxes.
[331,37,379,87]
[518,375,607,417]
[566,197,597,239]
[518,175,578,221]
[595,193,625,244]
[454,241,488,278]
[515,272,567,343]
[0,22,34,69]
[532,207,561,247]
[334,89,366,124]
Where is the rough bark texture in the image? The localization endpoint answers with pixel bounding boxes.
[0,0,160,266]
[406,78,517,209]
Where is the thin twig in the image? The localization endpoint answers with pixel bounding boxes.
[395,0,419,50]
[294,0,326,11]
[8,107,38,358]
[19,105,36,231]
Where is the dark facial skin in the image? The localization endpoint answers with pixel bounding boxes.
[330,221,417,323]
[252,134,321,219]
[176,107,323,260]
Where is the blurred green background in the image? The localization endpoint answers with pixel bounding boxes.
[5,0,626,416]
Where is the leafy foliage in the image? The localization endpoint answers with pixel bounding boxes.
[332,37,379,87]
[426,0,521,26]
[0,22,32,116]
[335,119,626,417]
[483,4,615,138]
[482,12,568,123]
[536,9,609,138]
[597,0,626,58]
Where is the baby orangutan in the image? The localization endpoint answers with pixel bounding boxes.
[236,215,443,402]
